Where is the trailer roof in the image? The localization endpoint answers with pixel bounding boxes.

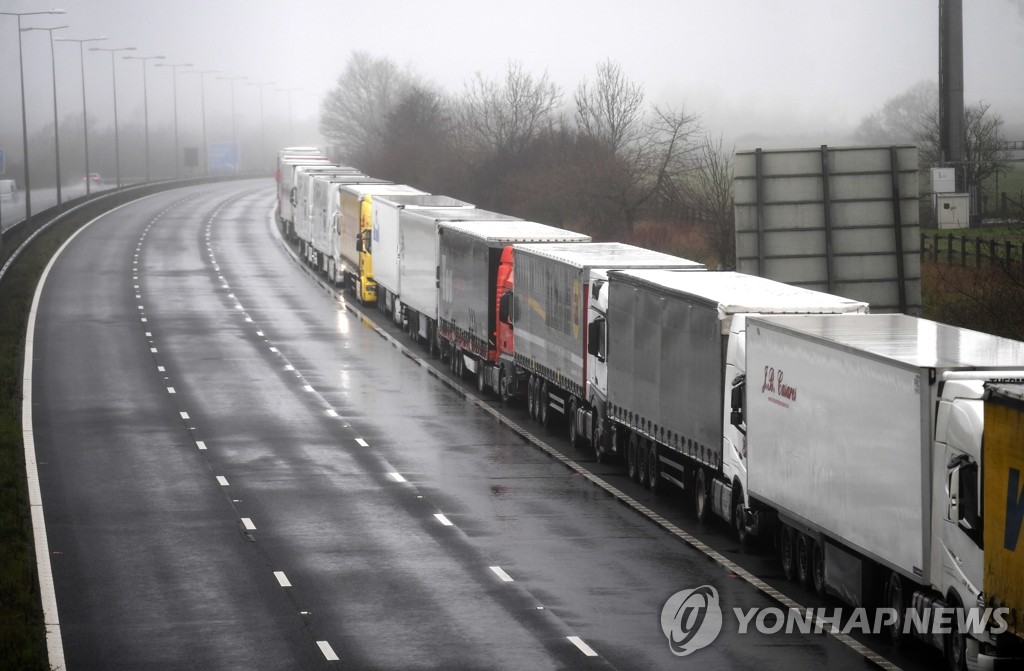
[374,194,473,208]
[514,242,704,271]
[338,183,428,197]
[403,208,521,223]
[985,382,1024,405]
[753,313,1024,369]
[311,174,386,185]
[439,219,590,243]
[612,270,868,314]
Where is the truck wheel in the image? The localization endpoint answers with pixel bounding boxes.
[779,526,796,581]
[884,572,906,647]
[568,398,580,449]
[648,441,662,494]
[527,376,537,419]
[811,541,825,595]
[627,433,640,482]
[944,594,967,671]
[733,485,749,545]
[477,363,486,393]
[539,382,549,428]
[694,468,710,523]
[796,534,812,587]
[637,439,649,487]
[592,411,604,464]
[498,369,511,403]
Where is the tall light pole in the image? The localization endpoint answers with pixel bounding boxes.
[184,69,220,175]
[249,80,273,173]
[124,54,164,182]
[91,45,136,188]
[154,61,192,179]
[54,35,107,195]
[0,8,66,225]
[21,23,68,207]
[218,75,247,173]
[277,87,300,145]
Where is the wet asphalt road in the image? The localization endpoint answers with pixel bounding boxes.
[29,180,942,669]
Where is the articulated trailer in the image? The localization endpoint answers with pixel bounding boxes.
[502,243,703,445]
[437,220,590,385]
[742,313,1024,670]
[600,270,867,532]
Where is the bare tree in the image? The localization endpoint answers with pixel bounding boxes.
[457,61,562,156]
[319,52,415,162]
[574,60,701,236]
[918,101,1011,185]
[854,81,937,145]
[678,135,735,268]
[574,59,645,155]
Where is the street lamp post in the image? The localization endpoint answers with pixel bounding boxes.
[22,24,68,208]
[249,81,273,173]
[0,8,67,225]
[154,62,192,179]
[54,35,107,195]
[219,75,247,173]
[90,46,137,188]
[277,87,301,146]
[184,69,220,175]
[124,54,164,182]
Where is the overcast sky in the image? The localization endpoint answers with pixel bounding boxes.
[2,0,1023,157]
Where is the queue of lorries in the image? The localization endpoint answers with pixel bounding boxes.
[275,147,1022,670]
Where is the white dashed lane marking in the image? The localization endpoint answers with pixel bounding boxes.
[489,566,514,583]
[316,641,339,661]
[434,513,453,527]
[241,518,256,531]
[354,438,369,447]
[274,571,291,587]
[567,636,598,657]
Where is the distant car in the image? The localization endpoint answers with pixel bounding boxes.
[83,173,103,185]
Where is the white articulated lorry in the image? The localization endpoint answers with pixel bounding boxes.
[597,270,868,533]
[740,313,1024,670]
[370,194,475,324]
[505,243,704,444]
[292,166,365,261]
[276,154,333,236]
[375,205,522,353]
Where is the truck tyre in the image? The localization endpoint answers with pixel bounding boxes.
[811,540,825,595]
[498,368,511,404]
[592,411,605,464]
[694,468,711,523]
[627,433,640,482]
[539,382,549,428]
[884,572,906,647]
[796,534,812,587]
[477,362,486,393]
[733,484,749,545]
[944,594,967,671]
[637,439,649,487]
[780,526,796,581]
[647,441,662,494]
[532,376,540,420]
[568,398,580,449]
